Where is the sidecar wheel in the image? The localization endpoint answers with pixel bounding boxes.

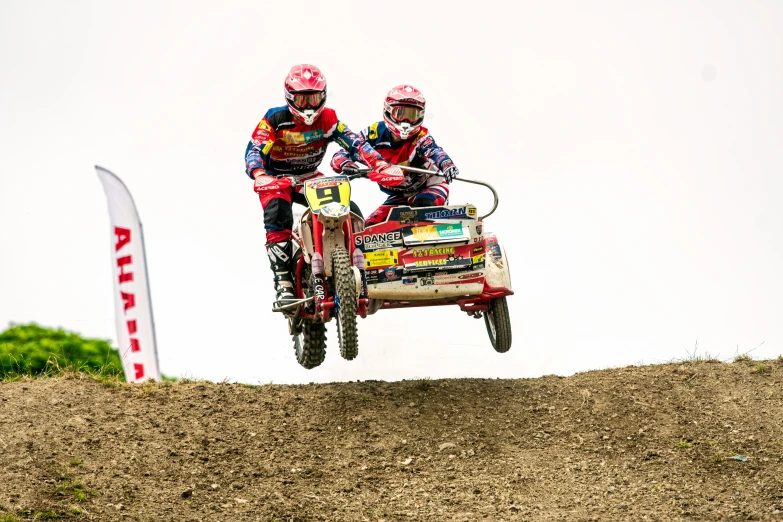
[293,320,327,369]
[484,297,512,353]
[332,246,359,360]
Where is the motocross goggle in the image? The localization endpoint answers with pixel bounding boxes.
[387,104,424,124]
[286,90,326,110]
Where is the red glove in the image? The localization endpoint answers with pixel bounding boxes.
[331,155,362,174]
[254,174,292,194]
[368,162,405,187]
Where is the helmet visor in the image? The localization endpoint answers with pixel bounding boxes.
[287,91,326,110]
[388,105,424,124]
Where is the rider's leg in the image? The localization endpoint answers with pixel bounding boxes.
[411,177,449,207]
[259,188,296,304]
[365,194,408,226]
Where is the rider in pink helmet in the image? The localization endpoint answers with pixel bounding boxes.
[330,85,459,225]
[246,65,403,305]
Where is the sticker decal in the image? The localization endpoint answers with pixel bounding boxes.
[364,249,399,268]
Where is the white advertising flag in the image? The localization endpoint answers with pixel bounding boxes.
[96,166,161,382]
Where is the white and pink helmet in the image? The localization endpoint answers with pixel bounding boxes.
[383,85,426,140]
[284,64,327,125]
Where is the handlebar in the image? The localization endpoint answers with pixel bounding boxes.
[283,165,500,220]
[353,165,499,220]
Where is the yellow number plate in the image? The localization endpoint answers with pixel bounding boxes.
[364,249,399,268]
[304,176,351,213]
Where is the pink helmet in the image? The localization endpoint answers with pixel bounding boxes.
[383,85,426,139]
[284,64,327,125]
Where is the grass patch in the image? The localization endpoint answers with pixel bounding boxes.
[414,377,432,392]
[676,342,720,364]
[675,440,693,449]
[0,358,124,387]
[754,364,770,374]
[56,479,89,502]
[54,465,91,504]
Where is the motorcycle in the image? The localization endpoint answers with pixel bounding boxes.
[275,166,514,369]
[273,173,369,369]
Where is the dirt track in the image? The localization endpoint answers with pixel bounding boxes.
[1,359,783,521]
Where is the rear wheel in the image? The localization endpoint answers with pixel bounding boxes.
[484,297,512,353]
[332,246,359,360]
[292,319,327,369]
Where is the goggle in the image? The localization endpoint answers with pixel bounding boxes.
[287,91,325,109]
[388,104,424,124]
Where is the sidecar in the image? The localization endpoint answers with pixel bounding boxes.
[354,195,514,352]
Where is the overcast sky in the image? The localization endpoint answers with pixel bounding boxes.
[1,1,781,384]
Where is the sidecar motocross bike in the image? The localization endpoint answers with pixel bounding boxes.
[275,166,514,369]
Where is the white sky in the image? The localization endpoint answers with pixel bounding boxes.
[1,0,782,384]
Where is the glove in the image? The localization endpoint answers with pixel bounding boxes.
[332,155,362,174]
[254,174,292,194]
[442,165,459,184]
[368,162,405,187]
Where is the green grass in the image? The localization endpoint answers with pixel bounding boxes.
[675,440,693,449]
[754,363,769,374]
[0,357,124,387]
[413,377,432,392]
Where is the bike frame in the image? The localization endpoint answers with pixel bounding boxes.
[287,175,369,322]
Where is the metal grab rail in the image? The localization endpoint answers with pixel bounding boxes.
[352,165,499,220]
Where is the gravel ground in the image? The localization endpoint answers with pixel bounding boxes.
[1,359,783,521]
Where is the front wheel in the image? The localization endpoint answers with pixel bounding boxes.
[484,297,512,353]
[331,246,359,360]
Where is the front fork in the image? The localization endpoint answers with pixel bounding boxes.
[296,216,369,321]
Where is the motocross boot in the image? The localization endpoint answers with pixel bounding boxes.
[267,240,296,308]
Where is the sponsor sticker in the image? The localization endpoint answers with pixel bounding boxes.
[405,223,465,243]
[415,258,447,267]
[365,249,399,268]
[356,231,402,250]
[410,225,439,241]
[411,246,455,258]
[398,210,418,224]
[423,207,468,220]
[436,224,464,238]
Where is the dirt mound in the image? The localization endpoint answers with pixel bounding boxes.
[2,359,783,521]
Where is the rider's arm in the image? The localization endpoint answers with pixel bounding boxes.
[326,116,386,169]
[330,125,372,172]
[414,130,457,174]
[244,115,276,179]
